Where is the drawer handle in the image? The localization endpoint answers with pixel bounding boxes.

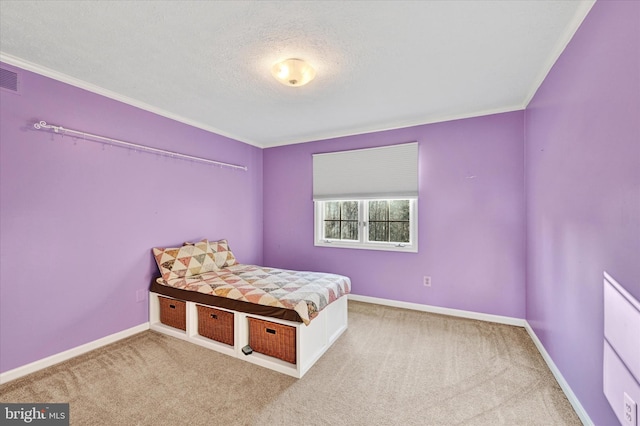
[210,314,218,319]
[266,328,276,335]
[169,304,176,309]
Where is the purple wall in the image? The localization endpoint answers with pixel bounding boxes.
[2,3,637,423]
[525,1,640,424]
[0,64,263,373]
[263,111,526,319]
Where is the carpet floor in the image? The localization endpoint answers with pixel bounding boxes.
[0,301,581,425]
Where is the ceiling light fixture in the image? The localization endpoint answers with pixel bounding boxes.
[271,58,316,87]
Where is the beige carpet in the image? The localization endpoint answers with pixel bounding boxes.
[0,301,580,425]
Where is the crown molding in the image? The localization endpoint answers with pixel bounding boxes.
[262,104,525,148]
[0,52,262,148]
[522,1,596,107]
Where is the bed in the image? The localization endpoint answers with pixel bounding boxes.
[149,239,350,378]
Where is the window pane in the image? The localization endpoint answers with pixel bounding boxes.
[341,221,359,240]
[367,199,411,243]
[368,222,387,241]
[389,200,410,221]
[325,202,341,220]
[323,201,359,241]
[390,222,410,243]
[324,220,341,239]
[368,200,388,221]
[342,201,358,220]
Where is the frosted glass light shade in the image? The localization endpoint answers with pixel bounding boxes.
[271,58,316,87]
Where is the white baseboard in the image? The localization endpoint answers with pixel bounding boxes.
[0,323,150,385]
[349,293,592,425]
[1,299,593,425]
[524,323,593,426]
[348,294,527,327]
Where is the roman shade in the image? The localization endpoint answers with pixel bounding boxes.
[312,142,418,200]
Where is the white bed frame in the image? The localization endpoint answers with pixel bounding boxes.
[149,292,348,378]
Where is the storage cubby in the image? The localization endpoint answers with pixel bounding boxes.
[149,292,348,378]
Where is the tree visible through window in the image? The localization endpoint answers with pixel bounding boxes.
[368,200,410,243]
[324,201,359,240]
[312,143,418,252]
[320,199,414,249]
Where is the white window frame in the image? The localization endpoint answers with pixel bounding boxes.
[314,199,418,253]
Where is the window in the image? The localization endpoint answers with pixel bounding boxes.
[315,199,418,252]
[368,200,410,243]
[312,142,419,252]
[323,200,359,240]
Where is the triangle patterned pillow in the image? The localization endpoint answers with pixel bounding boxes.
[209,239,238,268]
[153,240,218,281]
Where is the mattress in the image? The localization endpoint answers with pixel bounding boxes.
[151,264,351,325]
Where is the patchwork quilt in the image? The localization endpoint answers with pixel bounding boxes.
[156,264,351,325]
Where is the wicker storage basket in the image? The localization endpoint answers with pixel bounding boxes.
[197,305,234,346]
[248,317,296,364]
[159,296,186,331]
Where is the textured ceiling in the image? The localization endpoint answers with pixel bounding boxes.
[0,1,594,148]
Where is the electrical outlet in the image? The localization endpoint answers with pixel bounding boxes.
[624,393,637,426]
[136,289,147,303]
[423,276,431,287]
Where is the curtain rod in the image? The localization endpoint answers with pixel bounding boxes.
[32,120,248,171]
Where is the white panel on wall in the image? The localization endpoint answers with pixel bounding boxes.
[604,342,640,426]
[603,271,640,426]
[604,272,640,380]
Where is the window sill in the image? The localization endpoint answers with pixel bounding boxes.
[314,240,418,253]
